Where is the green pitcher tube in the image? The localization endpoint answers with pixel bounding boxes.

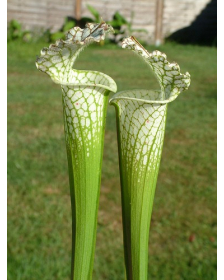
[36,22,117,280]
[110,36,190,280]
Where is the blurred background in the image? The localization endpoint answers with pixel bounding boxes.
[7,0,217,279]
[7,0,217,45]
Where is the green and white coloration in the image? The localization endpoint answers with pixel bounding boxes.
[109,36,190,280]
[36,22,117,280]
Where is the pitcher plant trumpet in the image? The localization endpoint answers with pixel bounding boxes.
[36,22,117,280]
[110,36,190,280]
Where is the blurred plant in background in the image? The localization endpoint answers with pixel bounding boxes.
[86,5,101,22]
[50,18,76,41]
[7,19,33,42]
[7,5,148,45]
[108,11,147,43]
[85,5,148,44]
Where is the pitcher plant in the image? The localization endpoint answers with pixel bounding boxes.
[36,22,117,280]
[109,36,190,280]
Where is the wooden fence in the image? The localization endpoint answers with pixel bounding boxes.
[7,0,212,44]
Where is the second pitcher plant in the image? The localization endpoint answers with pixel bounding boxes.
[110,36,190,280]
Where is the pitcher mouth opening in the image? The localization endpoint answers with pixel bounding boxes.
[57,70,117,93]
[109,89,177,105]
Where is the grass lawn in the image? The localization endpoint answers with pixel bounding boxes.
[8,39,217,280]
